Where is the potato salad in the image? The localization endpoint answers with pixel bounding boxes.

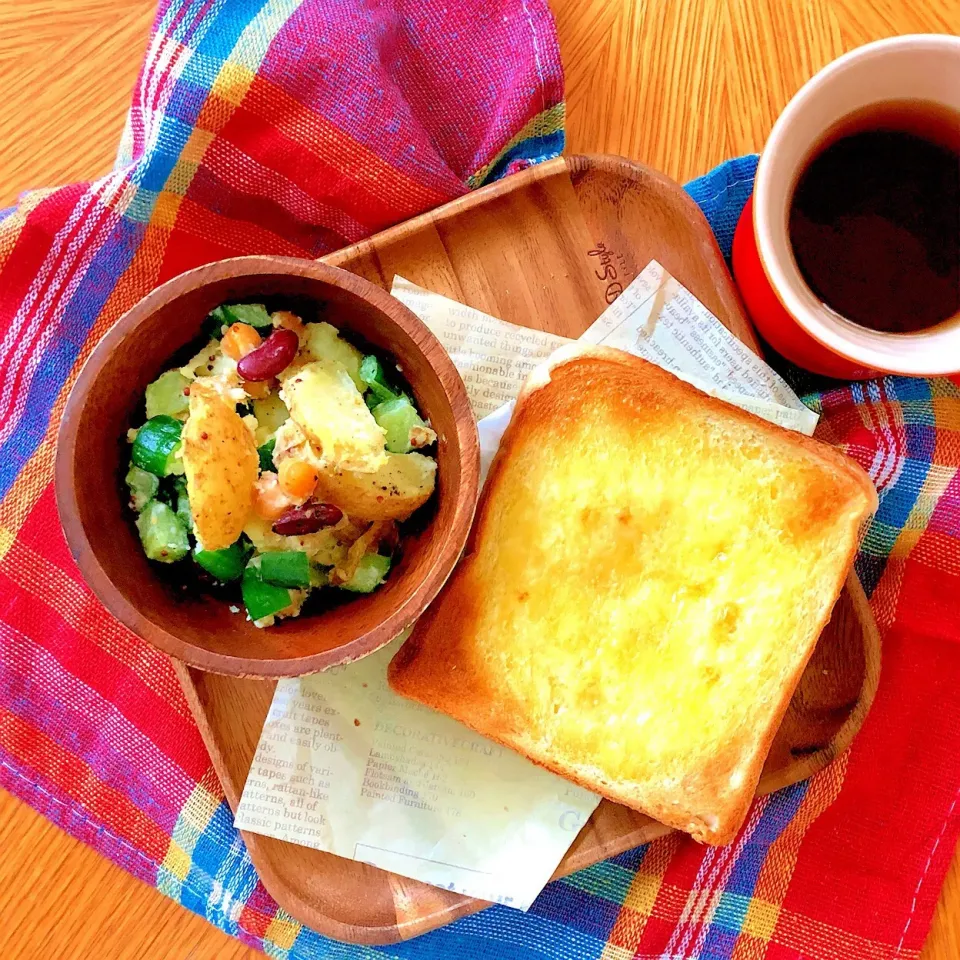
[125,303,437,627]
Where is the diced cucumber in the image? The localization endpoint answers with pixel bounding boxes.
[340,553,391,593]
[258,438,276,473]
[194,542,246,581]
[259,550,311,589]
[166,444,185,475]
[359,354,383,383]
[136,500,189,563]
[367,381,398,404]
[359,354,399,406]
[131,416,184,477]
[145,370,190,420]
[222,303,272,328]
[176,487,193,531]
[242,559,293,621]
[372,397,425,454]
[125,465,159,512]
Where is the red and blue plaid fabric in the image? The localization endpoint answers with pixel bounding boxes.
[2,3,959,958]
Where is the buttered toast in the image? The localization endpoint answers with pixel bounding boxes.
[388,346,876,845]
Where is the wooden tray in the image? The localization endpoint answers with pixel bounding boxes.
[173,154,881,945]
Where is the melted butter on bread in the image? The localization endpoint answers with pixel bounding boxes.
[389,347,876,845]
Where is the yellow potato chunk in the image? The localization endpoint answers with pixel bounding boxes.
[297,322,365,390]
[182,381,258,550]
[313,452,437,521]
[252,393,289,446]
[179,339,236,381]
[281,359,387,473]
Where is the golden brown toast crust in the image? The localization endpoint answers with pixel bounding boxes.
[389,348,876,845]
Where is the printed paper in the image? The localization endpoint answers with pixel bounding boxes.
[234,639,599,909]
[579,260,819,434]
[393,268,819,435]
[391,276,570,418]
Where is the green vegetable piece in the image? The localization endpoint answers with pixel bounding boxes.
[125,465,159,512]
[364,393,379,411]
[165,443,185,475]
[359,354,399,405]
[259,550,311,589]
[136,500,189,563]
[204,305,230,340]
[372,397,426,454]
[145,370,190,420]
[359,354,382,382]
[194,542,246,582]
[258,437,277,473]
[242,560,293,621]
[340,553,391,593]
[131,416,184,476]
[309,564,330,588]
[222,303,273,328]
[176,487,193,531]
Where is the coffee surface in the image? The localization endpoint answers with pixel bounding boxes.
[789,103,960,333]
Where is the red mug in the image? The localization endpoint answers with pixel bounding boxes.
[732,35,960,381]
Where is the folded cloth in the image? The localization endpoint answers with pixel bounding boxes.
[1,3,958,959]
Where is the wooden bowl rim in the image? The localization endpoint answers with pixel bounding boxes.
[55,255,480,677]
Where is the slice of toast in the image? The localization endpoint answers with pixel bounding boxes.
[388,345,876,844]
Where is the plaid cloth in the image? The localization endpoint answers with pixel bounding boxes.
[2,3,959,958]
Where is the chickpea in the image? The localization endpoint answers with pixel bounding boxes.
[278,458,319,502]
[254,471,294,521]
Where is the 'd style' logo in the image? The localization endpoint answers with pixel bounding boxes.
[588,241,625,303]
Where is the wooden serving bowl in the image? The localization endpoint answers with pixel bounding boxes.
[55,256,479,677]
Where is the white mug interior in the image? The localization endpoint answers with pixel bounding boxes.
[754,35,960,376]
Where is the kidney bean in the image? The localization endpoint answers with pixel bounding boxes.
[272,500,343,536]
[237,328,299,381]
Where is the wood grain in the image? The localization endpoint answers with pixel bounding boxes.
[0,790,254,960]
[176,155,879,943]
[0,0,958,957]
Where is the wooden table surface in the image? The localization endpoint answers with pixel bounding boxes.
[1,1,958,957]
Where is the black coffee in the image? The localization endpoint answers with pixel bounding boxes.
[788,100,960,333]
